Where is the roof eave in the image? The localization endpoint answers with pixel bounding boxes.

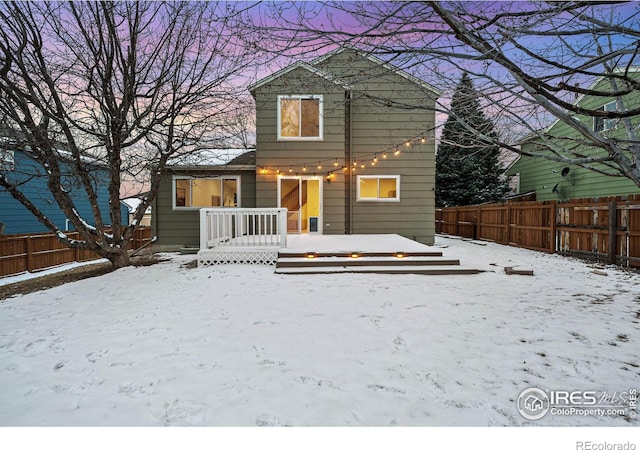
[312,45,442,97]
[249,61,350,92]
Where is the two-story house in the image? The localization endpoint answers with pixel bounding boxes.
[506,70,640,201]
[152,47,440,251]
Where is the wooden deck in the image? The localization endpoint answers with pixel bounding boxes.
[275,234,482,275]
[199,233,482,274]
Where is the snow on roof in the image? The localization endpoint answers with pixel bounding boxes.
[166,149,255,169]
[121,197,151,214]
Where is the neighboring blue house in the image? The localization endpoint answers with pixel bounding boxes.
[0,147,127,235]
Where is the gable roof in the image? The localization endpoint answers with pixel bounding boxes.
[248,46,441,97]
[312,46,442,97]
[248,61,350,93]
[542,67,640,135]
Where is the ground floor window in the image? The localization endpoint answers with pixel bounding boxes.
[173,176,239,209]
[357,175,400,202]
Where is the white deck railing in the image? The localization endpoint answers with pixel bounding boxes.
[200,208,288,249]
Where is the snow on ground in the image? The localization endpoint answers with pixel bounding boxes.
[0,235,638,426]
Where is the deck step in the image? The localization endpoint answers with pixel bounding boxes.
[276,256,461,269]
[275,250,481,275]
[275,265,483,275]
[278,251,443,258]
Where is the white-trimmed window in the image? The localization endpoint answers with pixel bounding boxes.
[594,101,617,132]
[173,176,240,209]
[0,150,14,170]
[357,175,400,202]
[277,95,323,140]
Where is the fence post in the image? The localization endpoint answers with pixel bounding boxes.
[475,206,481,240]
[550,201,557,253]
[608,201,617,265]
[506,203,512,244]
[26,236,34,272]
[454,208,460,237]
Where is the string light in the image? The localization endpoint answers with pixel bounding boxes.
[254,131,432,175]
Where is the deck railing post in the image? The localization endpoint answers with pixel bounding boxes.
[280,208,288,247]
[200,208,208,249]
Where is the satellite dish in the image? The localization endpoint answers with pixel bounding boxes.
[561,167,570,177]
[552,183,560,194]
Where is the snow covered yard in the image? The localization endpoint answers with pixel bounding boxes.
[0,236,638,426]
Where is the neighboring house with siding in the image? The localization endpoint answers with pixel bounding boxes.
[152,47,440,251]
[506,70,640,201]
[0,145,127,235]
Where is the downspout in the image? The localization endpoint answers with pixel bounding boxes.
[345,90,353,234]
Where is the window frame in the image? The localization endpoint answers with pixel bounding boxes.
[593,101,617,132]
[277,94,323,141]
[356,175,401,202]
[0,149,14,171]
[172,175,241,210]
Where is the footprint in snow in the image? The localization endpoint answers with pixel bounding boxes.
[367,384,406,394]
[85,349,109,363]
[393,336,408,351]
[256,413,286,427]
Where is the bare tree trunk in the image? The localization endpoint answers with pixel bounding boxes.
[0,1,260,268]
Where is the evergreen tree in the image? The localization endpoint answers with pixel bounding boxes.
[436,73,511,207]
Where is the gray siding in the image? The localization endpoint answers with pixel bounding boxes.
[318,51,437,244]
[253,66,347,235]
[153,169,256,251]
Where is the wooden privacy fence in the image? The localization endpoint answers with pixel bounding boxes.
[436,195,640,268]
[0,227,153,277]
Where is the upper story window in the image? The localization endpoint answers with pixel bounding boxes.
[593,101,617,132]
[277,95,323,140]
[356,175,400,202]
[0,150,14,170]
[173,176,239,209]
